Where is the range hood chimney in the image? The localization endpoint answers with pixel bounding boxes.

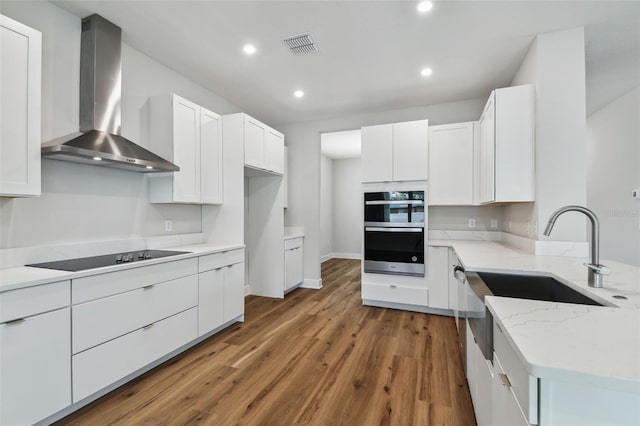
[41,14,179,173]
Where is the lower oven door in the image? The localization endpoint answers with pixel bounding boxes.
[364,227,425,276]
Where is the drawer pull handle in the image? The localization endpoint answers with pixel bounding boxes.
[499,373,512,387]
[4,318,26,325]
[143,323,155,330]
[390,284,397,288]
[143,285,154,290]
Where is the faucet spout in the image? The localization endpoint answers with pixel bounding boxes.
[543,205,609,288]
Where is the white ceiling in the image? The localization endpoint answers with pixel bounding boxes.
[52,0,640,126]
[321,130,361,159]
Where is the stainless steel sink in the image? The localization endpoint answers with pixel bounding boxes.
[476,272,603,306]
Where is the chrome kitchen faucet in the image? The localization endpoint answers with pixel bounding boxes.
[543,205,610,288]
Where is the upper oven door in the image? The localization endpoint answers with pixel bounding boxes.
[364,191,425,226]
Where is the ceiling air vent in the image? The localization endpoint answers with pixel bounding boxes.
[282,33,319,55]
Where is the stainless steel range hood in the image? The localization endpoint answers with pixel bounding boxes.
[41,14,178,173]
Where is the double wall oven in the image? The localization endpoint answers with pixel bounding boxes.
[364,190,425,276]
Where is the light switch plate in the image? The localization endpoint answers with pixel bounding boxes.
[632,188,640,199]
[165,220,173,232]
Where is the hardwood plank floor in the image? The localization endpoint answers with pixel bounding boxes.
[57,259,476,425]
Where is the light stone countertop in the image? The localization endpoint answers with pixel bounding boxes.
[429,239,640,394]
[0,243,244,293]
[486,296,640,394]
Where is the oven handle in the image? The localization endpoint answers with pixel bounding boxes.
[365,200,424,205]
[365,227,423,233]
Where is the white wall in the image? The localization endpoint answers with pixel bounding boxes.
[0,1,242,249]
[506,27,588,242]
[320,154,333,261]
[281,98,486,281]
[332,158,362,257]
[587,86,640,266]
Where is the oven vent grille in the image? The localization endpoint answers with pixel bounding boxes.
[282,33,319,55]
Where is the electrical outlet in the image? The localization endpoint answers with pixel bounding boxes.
[164,219,173,232]
[633,188,640,199]
[468,219,476,229]
[490,219,498,229]
[508,220,512,231]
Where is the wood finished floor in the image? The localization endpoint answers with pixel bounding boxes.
[57,259,476,426]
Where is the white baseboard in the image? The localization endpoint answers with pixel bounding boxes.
[321,252,361,263]
[300,278,322,289]
[244,285,251,296]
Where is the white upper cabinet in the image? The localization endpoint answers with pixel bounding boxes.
[283,146,289,208]
[361,119,428,183]
[478,84,534,204]
[428,122,476,205]
[200,107,223,204]
[149,93,222,204]
[361,124,393,182]
[392,120,429,181]
[265,128,285,174]
[0,15,41,198]
[233,113,284,175]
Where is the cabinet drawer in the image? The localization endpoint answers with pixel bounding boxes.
[199,249,244,272]
[72,307,198,402]
[284,237,303,250]
[361,282,428,306]
[0,280,70,323]
[73,258,197,304]
[493,321,538,425]
[72,275,198,354]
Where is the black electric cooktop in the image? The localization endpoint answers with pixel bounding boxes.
[26,250,191,272]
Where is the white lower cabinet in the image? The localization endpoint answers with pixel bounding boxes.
[465,322,493,426]
[0,281,71,426]
[198,248,245,336]
[426,246,450,309]
[73,308,198,401]
[284,237,304,292]
[1,307,71,425]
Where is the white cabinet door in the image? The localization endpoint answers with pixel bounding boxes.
[361,124,393,182]
[1,308,71,426]
[283,147,288,208]
[200,107,223,204]
[172,95,201,203]
[244,117,266,169]
[265,129,284,175]
[428,123,474,205]
[198,267,224,336]
[284,246,304,291]
[427,246,449,310]
[223,262,245,322]
[392,120,428,181]
[476,354,495,426]
[0,15,41,197]
[479,93,496,204]
[448,251,459,330]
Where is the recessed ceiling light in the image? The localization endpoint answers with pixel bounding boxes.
[294,90,305,98]
[243,44,257,55]
[421,67,433,77]
[417,1,433,14]
[92,156,102,161]
[146,166,153,169]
